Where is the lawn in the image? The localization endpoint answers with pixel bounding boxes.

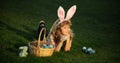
[0,0,120,63]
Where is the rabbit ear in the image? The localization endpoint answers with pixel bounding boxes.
[57,6,65,21]
[65,5,76,20]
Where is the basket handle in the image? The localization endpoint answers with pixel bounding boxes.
[37,28,46,47]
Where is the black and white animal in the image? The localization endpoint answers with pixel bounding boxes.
[37,21,48,41]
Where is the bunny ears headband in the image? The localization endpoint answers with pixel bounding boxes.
[57,5,77,24]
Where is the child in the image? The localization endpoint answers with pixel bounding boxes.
[50,5,77,52]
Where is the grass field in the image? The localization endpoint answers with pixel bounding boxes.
[0,0,120,63]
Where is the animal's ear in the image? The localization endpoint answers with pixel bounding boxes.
[57,6,65,21]
[65,5,77,20]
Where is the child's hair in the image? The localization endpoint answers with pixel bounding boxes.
[52,20,73,44]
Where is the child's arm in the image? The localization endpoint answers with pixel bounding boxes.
[50,35,55,45]
[65,35,72,51]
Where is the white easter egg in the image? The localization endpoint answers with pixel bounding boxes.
[82,46,86,50]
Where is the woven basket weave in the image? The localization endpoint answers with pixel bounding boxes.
[28,28,54,57]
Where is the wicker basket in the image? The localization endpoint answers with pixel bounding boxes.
[28,28,55,57]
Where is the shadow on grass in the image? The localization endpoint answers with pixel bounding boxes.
[0,20,38,40]
[0,20,38,55]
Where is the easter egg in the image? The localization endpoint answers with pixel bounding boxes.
[43,44,47,46]
[82,46,87,53]
[82,46,86,50]
[48,44,54,48]
[87,47,92,52]
[41,44,47,48]
[44,46,49,48]
[91,50,95,54]
[87,48,96,54]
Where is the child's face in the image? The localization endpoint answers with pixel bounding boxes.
[61,25,70,35]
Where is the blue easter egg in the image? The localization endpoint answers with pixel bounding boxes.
[48,44,54,48]
[87,47,92,52]
[44,46,48,48]
[91,50,95,54]
[41,44,47,48]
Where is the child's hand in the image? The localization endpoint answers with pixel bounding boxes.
[51,41,55,45]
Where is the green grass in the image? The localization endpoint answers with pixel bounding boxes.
[0,0,120,63]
